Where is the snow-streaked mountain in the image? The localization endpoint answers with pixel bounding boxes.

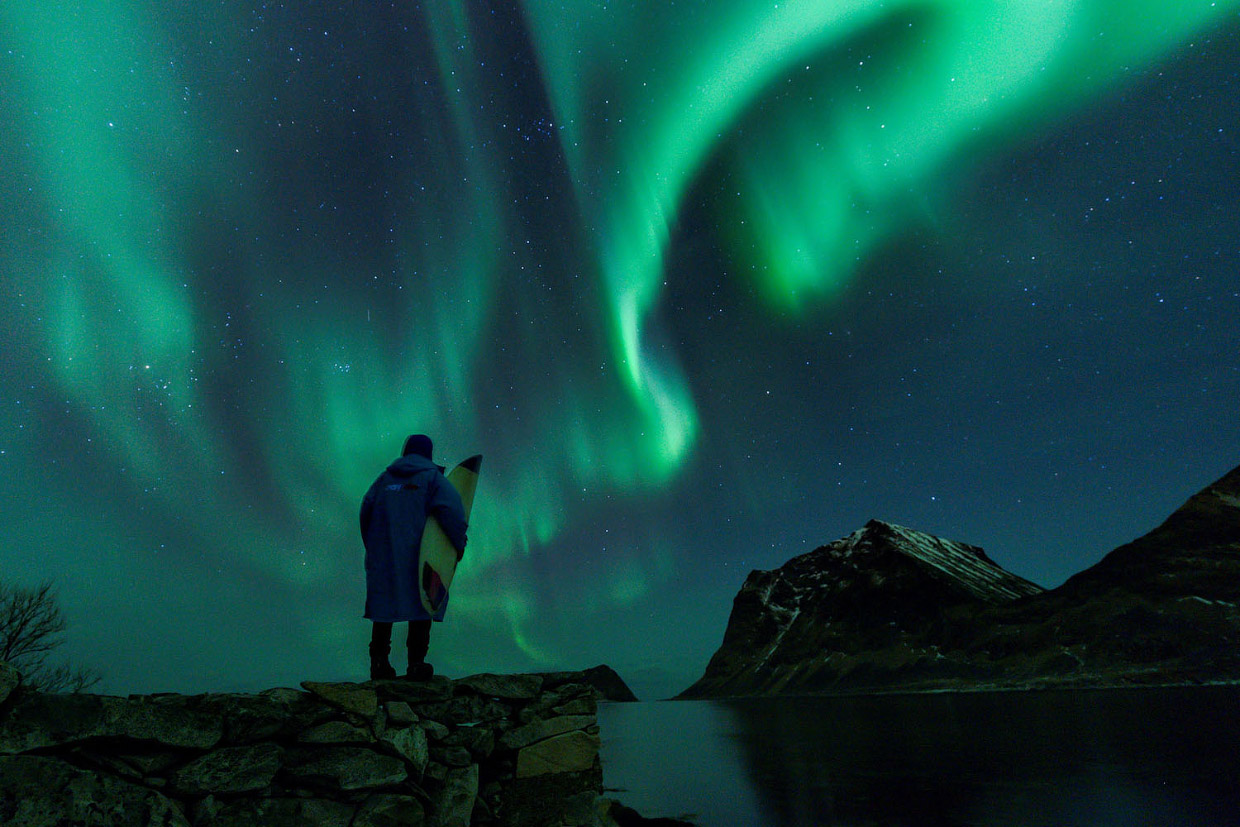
[679,520,1043,698]
[680,465,1240,698]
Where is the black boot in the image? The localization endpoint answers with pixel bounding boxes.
[405,620,433,681]
[405,662,434,681]
[369,641,397,681]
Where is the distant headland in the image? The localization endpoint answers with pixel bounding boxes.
[680,463,1240,698]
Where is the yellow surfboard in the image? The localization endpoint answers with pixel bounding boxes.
[418,454,481,616]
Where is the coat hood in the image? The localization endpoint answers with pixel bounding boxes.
[385,454,444,477]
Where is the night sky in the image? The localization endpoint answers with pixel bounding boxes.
[2,1,1237,701]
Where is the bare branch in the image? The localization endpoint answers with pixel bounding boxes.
[0,580,98,694]
[26,662,102,694]
[0,581,66,663]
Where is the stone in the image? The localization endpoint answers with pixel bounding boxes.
[116,747,182,776]
[385,700,418,727]
[68,743,180,781]
[558,790,600,825]
[354,793,427,827]
[502,767,603,827]
[431,763,479,827]
[285,746,407,791]
[299,720,373,744]
[261,686,306,704]
[515,730,600,777]
[419,718,451,741]
[0,662,19,709]
[419,694,509,727]
[537,666,638,702]
[181,688,333,745]
[471,793,495,823]
[171,742,282,795]
[382,723,429,776]
[552,696,597,716]
[596,798,697,826]
[424,761,449,784]
[0,692,222,754]
[199,796,354,827]
[455,672,543,700]
[301,681,378,718]
[443,724,495,759]
[0,754,189,826]
[377,675,454,704]
[192,794,224,824]
[498,715,596,751]
[431,745,473,768]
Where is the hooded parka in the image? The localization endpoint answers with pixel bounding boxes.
[361,454,468,622]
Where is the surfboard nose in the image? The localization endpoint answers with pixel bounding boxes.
[459,454,482,474]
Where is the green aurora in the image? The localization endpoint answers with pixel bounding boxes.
[1,1,1237,695]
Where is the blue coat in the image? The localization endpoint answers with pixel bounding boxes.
[361,454,468,622]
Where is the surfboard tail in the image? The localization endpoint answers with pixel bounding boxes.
[422,564,448,614]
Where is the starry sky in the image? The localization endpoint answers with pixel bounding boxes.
[2,1,1237,701]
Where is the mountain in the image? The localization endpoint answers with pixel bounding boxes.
[680,465,1240,698]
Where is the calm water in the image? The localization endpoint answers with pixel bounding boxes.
[598,687,1240,827]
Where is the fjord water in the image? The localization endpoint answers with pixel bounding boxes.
[598,687,1240,826]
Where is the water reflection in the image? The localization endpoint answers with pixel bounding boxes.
[598,687,1240,826]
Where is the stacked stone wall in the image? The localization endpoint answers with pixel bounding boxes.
[0,662,633,827]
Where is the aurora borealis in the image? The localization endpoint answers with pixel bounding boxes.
[2,1,1238,698]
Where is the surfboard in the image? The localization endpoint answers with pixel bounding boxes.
[418,454,482,617]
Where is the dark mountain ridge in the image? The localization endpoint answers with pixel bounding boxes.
[680,464,1240,698]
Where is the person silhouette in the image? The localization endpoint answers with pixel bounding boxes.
[360,434,468,680]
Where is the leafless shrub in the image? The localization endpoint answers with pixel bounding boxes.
[0,580,100,693]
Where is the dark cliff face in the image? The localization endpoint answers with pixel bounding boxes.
[681,464,1240,698]
[981,463,1240,681]
[1057,464,1240,600]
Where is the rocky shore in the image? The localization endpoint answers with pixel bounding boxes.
[0,661,673,826]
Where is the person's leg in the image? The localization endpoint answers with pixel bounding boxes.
[406,620,433,679]
[369,621,397,680]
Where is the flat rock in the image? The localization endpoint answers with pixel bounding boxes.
[432,763,479,827]
[420,718,451,741]
[301,681,378,718]
[198,796,354,827]
[0,693,222,754]
[419,695,512,727]
[443,724,495,759]
[552,696,597,716]
[354,793,426,827]
[432,745,473,768]
[171,742,282,795]
[596,798,697,826]
[0,754,189,826]
[178,689,331,745]
[285,746,407,791]
[455,673,543,700]
[299,720,373,744]
[381,724,429,776]
[384,700,418,728]
[374,676,454,704]
[539,666,638,702]
[499,715,596,751]
[516,730,600,777]
[68,743,181,781]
